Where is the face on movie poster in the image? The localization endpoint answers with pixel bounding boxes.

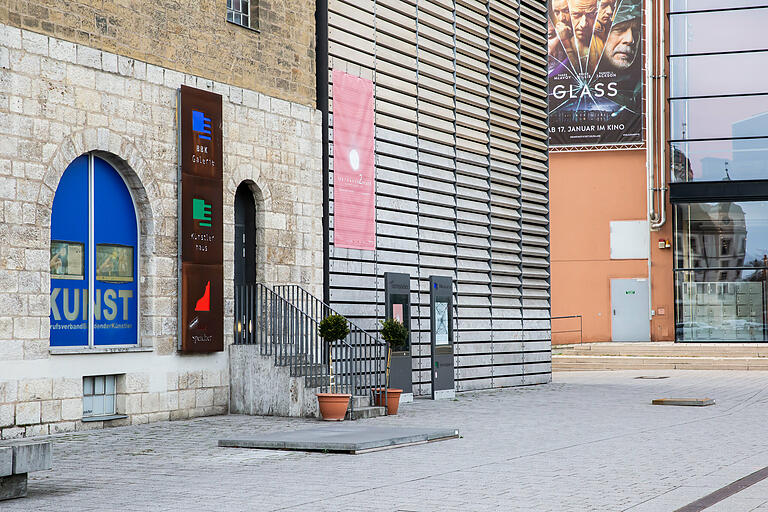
[548,0,644,147]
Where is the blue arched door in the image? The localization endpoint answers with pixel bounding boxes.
[50,154,138,347]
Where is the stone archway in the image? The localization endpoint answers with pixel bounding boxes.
[40,129,167,350]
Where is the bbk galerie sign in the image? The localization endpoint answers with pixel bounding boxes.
[178,85,224,353]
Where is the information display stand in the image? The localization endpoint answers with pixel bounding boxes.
[384,272,412,396]
[430,275,455,399]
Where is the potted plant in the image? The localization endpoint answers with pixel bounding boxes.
[374,317,409,415]
[316,314,351,420]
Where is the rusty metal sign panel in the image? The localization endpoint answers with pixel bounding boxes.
[181,178,223,266]
[178,85,224,352]
[181,263,223,353]
[179,85,223,180]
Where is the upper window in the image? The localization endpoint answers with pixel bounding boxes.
[669,4,768,182]
[50,154,139,347]
[227,0,258,30]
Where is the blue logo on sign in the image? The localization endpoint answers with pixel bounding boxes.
[192,110,212,141]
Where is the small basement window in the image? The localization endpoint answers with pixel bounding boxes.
[227,0,258,30]
[83,375,116,419]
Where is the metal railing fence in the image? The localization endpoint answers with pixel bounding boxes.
[551,315,583,344]
[274,284,388,407]
[234,283,388,415]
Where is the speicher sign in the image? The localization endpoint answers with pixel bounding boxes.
[178,85,224,353]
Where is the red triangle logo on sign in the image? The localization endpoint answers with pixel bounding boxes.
[195,281,211,312]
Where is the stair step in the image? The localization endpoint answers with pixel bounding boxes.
[290,363,327,377]
[347,406,386,420]
[304,375,329,388]
[275,354,308,366]
[553,354,768,371]
[554,343,768,358]
[351,395,372,409]
[303,376,354,388]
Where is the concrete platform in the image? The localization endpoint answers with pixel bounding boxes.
[219,425,459,454]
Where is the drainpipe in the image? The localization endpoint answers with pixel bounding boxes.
[650,0,667,231]
[646,0,656,230]
[649,0,667,231]
[645,0,656,326]
[316,0,330,304]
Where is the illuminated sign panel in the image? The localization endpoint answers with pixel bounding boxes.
[179,85,224,353]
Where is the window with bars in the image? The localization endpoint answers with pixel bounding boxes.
[227,0,258,30]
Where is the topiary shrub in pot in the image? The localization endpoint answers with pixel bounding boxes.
[316,314,351,421]
[374,318,409,415]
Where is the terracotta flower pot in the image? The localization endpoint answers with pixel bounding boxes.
[316,393,351,421]
[372,388,403,415]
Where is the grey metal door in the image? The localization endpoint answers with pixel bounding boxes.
[611,278,650,341]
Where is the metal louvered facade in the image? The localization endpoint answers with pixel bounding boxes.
[323,0,550,395]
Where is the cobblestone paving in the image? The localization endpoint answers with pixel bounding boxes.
[5,370,768,511]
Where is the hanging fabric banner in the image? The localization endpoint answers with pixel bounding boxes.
[332,70,376,250]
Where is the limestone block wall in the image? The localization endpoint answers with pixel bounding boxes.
[1,0,316,106]
[0,23,323,439]
[0,370,229,438]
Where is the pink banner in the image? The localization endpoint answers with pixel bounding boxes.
[332,70,376,250]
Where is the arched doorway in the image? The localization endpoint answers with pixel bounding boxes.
[50,153,139,347]
[234,182,257,288]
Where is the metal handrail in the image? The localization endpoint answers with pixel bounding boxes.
[274,285,384,344]
[274,285,389,413]
[235,283,388,417]
[551,315,583,344]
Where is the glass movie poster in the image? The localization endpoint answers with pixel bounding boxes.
[548,0,644,147]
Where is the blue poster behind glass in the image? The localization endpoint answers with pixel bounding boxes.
[50,156,89,346]
[93,157,138,345]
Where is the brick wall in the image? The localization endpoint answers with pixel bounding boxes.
[0,0,316,107]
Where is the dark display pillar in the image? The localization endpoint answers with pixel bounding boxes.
[430,275,455,399]
[384,272,412,395]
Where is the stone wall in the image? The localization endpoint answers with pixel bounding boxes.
[0,23,324,439]
[229,345,319,418]
[0,0,316,107]
[0,370,229,437]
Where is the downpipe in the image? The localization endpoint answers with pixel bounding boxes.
[646,0,658,229]
[649,0,667,231]
[645,0,656,324]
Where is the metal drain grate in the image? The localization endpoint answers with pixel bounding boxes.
[652,398,715,406]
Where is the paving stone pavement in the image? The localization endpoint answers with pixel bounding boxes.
[4,370,768,511]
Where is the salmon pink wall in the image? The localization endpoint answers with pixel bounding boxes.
[550,150,674,343]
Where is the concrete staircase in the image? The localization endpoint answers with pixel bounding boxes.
[232,283,389,420]
[346,395,385,420]
[230,345,387,419]
[553,343,768,371]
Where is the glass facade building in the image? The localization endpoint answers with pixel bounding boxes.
[671,2,768,341]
